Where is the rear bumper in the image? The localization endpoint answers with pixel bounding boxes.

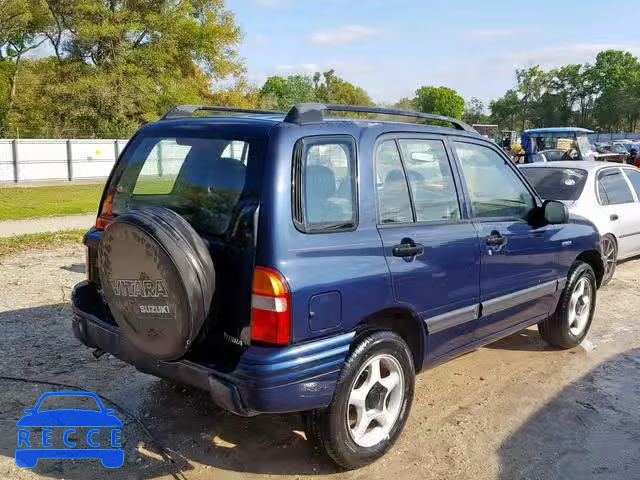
[71,282,353,416]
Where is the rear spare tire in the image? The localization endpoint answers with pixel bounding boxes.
[98,207,215,360]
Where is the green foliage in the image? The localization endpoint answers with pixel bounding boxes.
[393,97,417,111]
[0,183,103,220]
[315,69,373,106]
[0,0,51,134]
[489,51,640,132]
[0,229,85,257]
[591,50,640,131]
[1,0,244,137]
[257,69,373,111]
[414,86,465,119]
[489,90,520,131]
[260,74,317,111]
[1,1,638,139]
[463,97,487,125]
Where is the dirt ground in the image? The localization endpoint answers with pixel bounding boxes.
[0,245,639,480]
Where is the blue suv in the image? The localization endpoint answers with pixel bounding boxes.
[72,103,604,468]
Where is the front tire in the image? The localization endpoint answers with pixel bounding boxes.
[538,261,597,349]
[307,331,415,469]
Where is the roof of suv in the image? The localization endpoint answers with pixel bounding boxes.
[142,103,482,139]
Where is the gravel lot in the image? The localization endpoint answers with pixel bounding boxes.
[0,244,639,480]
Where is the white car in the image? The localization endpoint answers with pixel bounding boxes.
[520,161,640,285]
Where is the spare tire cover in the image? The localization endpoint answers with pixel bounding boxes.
[98,207,215,360]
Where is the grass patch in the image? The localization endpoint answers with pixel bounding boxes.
[0,184,104,221]
[0,229,85,257]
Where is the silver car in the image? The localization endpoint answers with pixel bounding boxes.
[520,161,640,285]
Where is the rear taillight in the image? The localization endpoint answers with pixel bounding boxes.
[96,189,116,230]
[250,267,291,346]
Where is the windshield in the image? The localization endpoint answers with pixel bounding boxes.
[521,167,588,201]
[529,134,594,161]
[37,395,101,412]
[109,134,264,235]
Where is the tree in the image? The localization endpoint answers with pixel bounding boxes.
[315,69,373,106]
[259,74,317,111]
[515,66,549,130]
[0,0,50,135]
[548,64,596,127]
[258,70,374,111]
[590,50,640,131]
[393,97,416,111]
[489,89,520,131]
[463,97,486,125]
[414,86,465,119]
[4,0,244,137]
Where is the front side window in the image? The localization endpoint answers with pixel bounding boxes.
[398,139,460,222]
[455,142,536,219]
[598,169,635,205]
[294,136,357,232]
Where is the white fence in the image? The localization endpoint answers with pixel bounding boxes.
[3,133,640,184]
[0,139,128,184]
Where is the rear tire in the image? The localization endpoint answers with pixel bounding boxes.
[306,331,415,469]
[538,261,597,349]
[600,234,618,286]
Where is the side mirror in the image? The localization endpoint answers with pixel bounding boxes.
[543,200,568,224]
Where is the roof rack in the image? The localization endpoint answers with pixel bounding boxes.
[283,103,477,133]
[161,103,477,133]
[162,105,283,120]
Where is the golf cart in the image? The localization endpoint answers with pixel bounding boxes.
[522,127,597,163]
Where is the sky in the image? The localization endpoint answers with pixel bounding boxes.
[227,0,640,105]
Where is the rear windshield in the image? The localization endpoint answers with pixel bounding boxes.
[520,167,588,201]
[109,134,264,235]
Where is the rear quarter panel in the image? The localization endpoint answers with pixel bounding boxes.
[256,124,394,343]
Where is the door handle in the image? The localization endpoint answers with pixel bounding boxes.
[610,214,619,221]
[486,232,507,247]
[392,242,424,258]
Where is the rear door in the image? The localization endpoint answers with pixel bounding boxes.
[104,130,267,349]
[375,136,481,360]
[451,139,563,340]
[620,168,640,256]
[597,167,639,258]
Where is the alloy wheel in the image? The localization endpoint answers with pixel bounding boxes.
[347,354,405,448]
[601,236,617,283]
[568,277,593,336]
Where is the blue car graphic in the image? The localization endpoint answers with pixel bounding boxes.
[16,391,124,468]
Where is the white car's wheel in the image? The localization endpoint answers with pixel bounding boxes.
[600,234,617,286]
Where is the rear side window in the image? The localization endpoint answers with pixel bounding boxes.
[622,169,640,200]
[293,136,357,233]
[110,135,259,235]
[598,169,634,205]
[375,141,413,224]
[398,139,460,222]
